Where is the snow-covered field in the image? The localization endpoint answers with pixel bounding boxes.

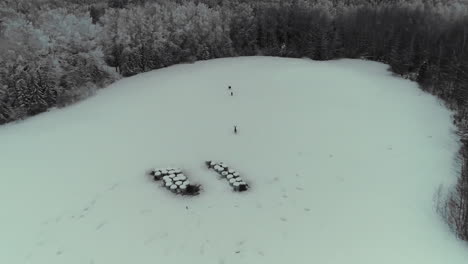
[0,57,467,264]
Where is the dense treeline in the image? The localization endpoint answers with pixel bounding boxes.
[1,0,468,240]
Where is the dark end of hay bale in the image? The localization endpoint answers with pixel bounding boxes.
[182,184,201,196]
[153,175,163,181]
[237,184,249,192]
[205,160,214,169]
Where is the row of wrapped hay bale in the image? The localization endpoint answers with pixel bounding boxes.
[205,160,249,192]
[149,168,201,196]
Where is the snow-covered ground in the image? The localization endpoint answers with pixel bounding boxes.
[0,57,467,264]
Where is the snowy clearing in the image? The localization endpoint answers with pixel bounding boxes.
[0,57,467,263]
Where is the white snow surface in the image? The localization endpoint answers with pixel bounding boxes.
[0,57,467,263]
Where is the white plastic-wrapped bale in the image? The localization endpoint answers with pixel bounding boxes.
[180,185,187,191]
[170,184,178,190]
[236,177,242,182]
[178,175,187,181]
[175,181,183,186]
[227,174,233,179]
[162,176,170,181]
[229,178,236,184]
[169,173,176,178]
[165,181,172,187]
[228,169,234,173]
[155,171,162,176]
[161,169,167,174]
[151,171,163,181]
[233,172,240,177]
[221,171,228,176]
[183,180,190,185]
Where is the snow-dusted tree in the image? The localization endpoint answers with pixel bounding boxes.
[89,5,105,24]
[229,3,257,55]
[99,8,130,73]
[36,8,102,56]
[108,0,129,9]
[2,16,49,61]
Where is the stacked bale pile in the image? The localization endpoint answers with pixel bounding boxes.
[205,161,249,192]
[149,168,201,196]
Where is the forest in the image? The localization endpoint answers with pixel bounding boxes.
[1,0,468,241]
